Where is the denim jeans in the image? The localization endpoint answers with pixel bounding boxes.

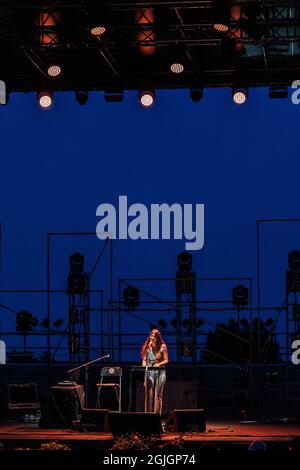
[144,369,166,415]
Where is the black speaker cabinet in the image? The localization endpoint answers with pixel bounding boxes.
[108,412,162,436]
[166,409,206,432]
[80,408,110,432]
[8,383,37,405]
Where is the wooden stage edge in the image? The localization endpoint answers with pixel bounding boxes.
[1,421,300,449]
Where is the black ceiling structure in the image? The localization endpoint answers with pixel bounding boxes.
[0,0,300,93]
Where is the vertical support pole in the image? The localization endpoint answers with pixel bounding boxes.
[109,238,114,361]
[286,282,289,402]
[118,278,122,363]
[256,220,261,362]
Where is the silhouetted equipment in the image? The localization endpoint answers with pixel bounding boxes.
[232,285,249,307]
[266,372,279,386]
[123,285,140,309]
[158,318,167,329]
[269,86,288,99]
[190,88,203,103]
[8,383,40,410]
[108,411,162,436]
[67,252,90,362]
[182,341,193,357]
[0,2,299,96]
[75,90,89,105]
[41,384,84,428]
[104,90,123,102]
[175,251,197,369]
[293,305,300,321]
[286,250,300,292]
[239,1,265,40]
[165,409,206,432]
[96,367,122,412]
[16,310,38,352]
[80,408,110,432]
[289,250,300,271]
[16,310,37,333]
[213,0,232,33]
[53,318,63,328]
[177,251,193,273]
[70,252,84,274]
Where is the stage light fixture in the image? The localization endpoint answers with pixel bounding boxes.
[90,25,106,37]
[123,285,140,309]
[75,90,89,105]
[158,318,167,329]
[190,88,203,103]
[232,87,248,105]
[70,252,84,274]
[288,250,300,271]
[232,284,249,307]
[54,318,63,328]
[104,90,124,102]
[177,251,192,273]
[170,57,185,74]
[37,91,53,109]
[139,90,155,108]
[213,0,232,33]
[47,63,62,77]
[269,86,288,100]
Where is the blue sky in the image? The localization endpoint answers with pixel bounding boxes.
[0,87,299,360]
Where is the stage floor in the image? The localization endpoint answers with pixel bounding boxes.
[1,420,300,449]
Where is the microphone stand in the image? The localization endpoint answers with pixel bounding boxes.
[67,353,110,407]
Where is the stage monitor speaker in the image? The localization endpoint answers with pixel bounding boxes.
[80,408,110,432]
[40,385,83,428]
[108,412,162,436]
[166,409,206,432]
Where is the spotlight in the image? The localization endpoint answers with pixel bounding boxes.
[90,25,106,37]
[232,284,249,307]
[288,250,300,271]
[170,58,185,74]
[232,88,248,105]
[37,91,53,109]
[269,86,288,100]
[75,90,89,105]
[177,251,192,273]
[139,90,155,108]
[213,0,232,33]
[190,88,203,103]
[54,318,63,328]
[47,63,62,77]
[123,286,140,309]
[170,62,184,74]
[70,252,84,274]
[16,311,38,333]
[158,318,167,329]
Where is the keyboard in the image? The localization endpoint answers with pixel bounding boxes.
[130,366,165,371]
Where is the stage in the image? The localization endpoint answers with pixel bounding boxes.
[0,419,300,450]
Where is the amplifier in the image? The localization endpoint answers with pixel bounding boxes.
[8,383,40,409]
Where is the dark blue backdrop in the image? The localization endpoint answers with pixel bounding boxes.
[0,87,299,360]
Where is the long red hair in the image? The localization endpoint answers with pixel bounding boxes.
[141,329,165,358]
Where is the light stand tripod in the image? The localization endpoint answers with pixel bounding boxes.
[67,353,110,407]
